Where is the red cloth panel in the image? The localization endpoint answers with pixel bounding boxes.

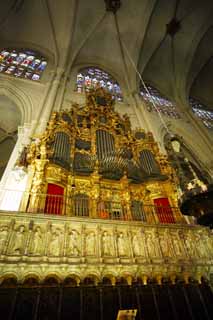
[154,198,175,223]
[45,183,64,215]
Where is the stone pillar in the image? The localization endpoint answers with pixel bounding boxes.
[0,123,31,192]
[174,96,213,173]
[53,72,68,112]
[179,99,213,153]
[36,68,65,134]
[0,124,31,211]
[130,93,150,131]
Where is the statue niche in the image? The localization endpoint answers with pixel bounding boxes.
[10,225,26,255]
[0,225,9,254]
[31,226,43,255]
[102,231,114,256]
[67,230,81,256]
[85,231,96,256]
[49,229,62,256]
[117,232,128,257]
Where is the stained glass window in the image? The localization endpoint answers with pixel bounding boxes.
[189,97,213,129]
[140,83,181,119]
[0,49,47,81]
[76,67,123,101]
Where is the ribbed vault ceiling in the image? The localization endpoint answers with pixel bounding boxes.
[0,0,213,108]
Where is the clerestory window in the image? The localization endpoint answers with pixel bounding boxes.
[140,83,180,119]
[76,67,123,101]
[0,48,47,81]
[189,97,213,129]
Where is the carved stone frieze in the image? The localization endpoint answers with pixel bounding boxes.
[0,212,212,283]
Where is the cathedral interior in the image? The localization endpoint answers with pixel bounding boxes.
[0,0,213,319]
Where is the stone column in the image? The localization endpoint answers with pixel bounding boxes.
[132,92,152,132]
[0,124,31,193]
[53,72,68,112]
[36,67,65,134]
[0,124,31,211]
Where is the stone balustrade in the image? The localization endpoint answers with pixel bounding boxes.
[0,211,212,284]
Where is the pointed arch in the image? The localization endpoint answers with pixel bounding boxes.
[0,80,33,123]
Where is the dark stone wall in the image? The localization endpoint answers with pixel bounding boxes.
[0,283,212,320]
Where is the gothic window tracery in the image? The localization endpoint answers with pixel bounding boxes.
[189,97,213,129]
[0,48,47,81]
[76,67,123,101]
[140,83,180,119]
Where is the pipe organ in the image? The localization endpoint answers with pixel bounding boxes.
[51,131,71,170]
[1,86,213,320]
[139,149,161,176]
[17,86,182,222]
[96,129,115,159]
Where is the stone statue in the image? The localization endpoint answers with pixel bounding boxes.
[49,230,61,256]
[159,232,173,258]
[117,232,127,257]
[132,231,146,257]
[85,232,96,256]
[11,225,25,254]
[195,234,207,258]
[68,230,80,256]
[204,234,213,257]
[102,231,113,256]
[31,227,43,255]
[0,225,9,253]
[171,233,184,257]
[184,233,197,258]
[132,233,141,256]
[146,232,161,258]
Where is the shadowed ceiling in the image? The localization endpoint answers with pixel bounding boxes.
[0,0,212,108]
